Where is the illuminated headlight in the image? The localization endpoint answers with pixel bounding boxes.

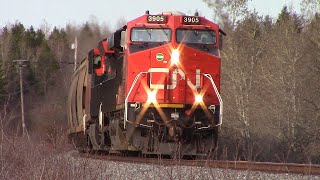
[147,91,157,103]
[171,49,180,65]
[171,112,179,120]
[195,94,203,103]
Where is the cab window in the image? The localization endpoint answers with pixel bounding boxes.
[93,56,102,68]
[176,29,216,44]
[131,28,171,42]
[129,28,172,53]
[176,29,218,56]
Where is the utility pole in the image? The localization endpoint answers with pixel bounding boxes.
[13,59,29,137]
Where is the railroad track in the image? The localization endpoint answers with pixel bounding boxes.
[77,153,320,176]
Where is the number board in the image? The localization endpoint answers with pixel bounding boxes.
[147,15,166,23]
[182,16,201,24]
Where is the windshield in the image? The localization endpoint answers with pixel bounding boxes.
[176,29,216,44]
[131,28,171,42]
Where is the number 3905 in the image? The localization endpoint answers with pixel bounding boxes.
[148,16,164,22]
[183,17,200,23]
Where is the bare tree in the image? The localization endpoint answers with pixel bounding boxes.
[203,0,251,27]
[257,7,304,162]
[301,0,320,21]
[115,17,127,29]
[221,12,268,160]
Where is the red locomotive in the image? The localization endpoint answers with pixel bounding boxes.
[68,11,225,157]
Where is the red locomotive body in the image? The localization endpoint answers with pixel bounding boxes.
[68,11,225,157]
[126,13,221,105]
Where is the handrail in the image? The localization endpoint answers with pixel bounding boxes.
[203,74,223,127]
[124,72,148,129]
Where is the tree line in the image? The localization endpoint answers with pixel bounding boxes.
[204,0,320,163]
[0,1,319,164]
[0,19,111,138]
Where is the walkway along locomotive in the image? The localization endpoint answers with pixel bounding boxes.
[67,11,225,157]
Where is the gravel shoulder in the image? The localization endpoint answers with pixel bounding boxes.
[63,151,320,180]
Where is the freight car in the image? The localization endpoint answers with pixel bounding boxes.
[67,11,225,157]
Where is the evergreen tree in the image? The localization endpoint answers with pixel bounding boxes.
[8,23,25,60]
[48,27,71,63]
[35,42,59,94]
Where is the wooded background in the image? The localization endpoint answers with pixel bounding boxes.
[0,0,319,164]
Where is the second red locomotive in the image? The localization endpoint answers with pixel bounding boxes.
[68,11,225,157]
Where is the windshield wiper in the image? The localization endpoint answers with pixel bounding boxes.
[159,25,168,40]
[143,24,152,39]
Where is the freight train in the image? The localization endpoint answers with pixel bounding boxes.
[67,11,225,158]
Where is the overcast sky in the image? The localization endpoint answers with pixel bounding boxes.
[0,0,301,30]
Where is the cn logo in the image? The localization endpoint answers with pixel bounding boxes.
[148,68,200,90]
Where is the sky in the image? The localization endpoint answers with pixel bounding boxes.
[0,0,302,30]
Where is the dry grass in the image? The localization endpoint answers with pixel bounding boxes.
[0,130,317,180]
[0,113,111,180]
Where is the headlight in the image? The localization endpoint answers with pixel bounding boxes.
[171,49,180,65]
[195,94,203,103]
[171,112,179,120]
[147,91,157,103]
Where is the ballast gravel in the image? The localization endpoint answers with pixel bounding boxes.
[62,151,320,180]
